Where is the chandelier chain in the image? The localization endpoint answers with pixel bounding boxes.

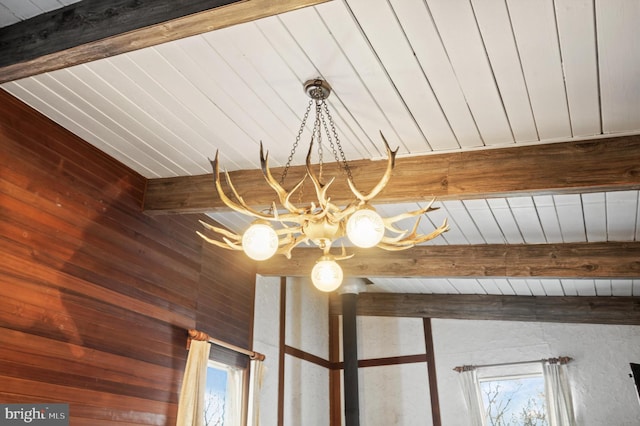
[322,101,353,183]
[280,90,353,187]
[314,100,324,183]
[280,98,314,185]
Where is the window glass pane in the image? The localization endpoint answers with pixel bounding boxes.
[205,364,228,426]
[480,375,548,426]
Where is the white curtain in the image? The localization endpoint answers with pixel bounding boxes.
[223,366,243,426]
[246,359,265,426]
[458,368,486,426]
[544,361,576,426]
[176,340,211,426]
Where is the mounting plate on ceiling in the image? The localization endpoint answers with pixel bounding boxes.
[304,78,332,100]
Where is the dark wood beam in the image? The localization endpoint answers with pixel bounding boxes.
[423,319,441,426]
[0,0,329,83]
[256,242,640,278]
[328,293,640,325]
[143,134,640,214]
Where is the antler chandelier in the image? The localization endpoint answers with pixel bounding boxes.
[198,79,449,292]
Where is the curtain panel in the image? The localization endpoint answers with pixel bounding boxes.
[458,368,486,426]
[544,361,576,426]
[247,359,265,426]
[177,340,211,426]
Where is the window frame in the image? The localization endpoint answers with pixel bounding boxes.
[476,362,549,426]
[204,359,247,426]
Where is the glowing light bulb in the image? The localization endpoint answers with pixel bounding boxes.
[242,222,278,261]
[346,207,385,248]
[311,258,343,292]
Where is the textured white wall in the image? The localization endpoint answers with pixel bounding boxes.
[356,316,426,359]
[353,316,433,426]
[253,276,330,426]
[432,319,640,426]
[286,277,329,358]
[284,355,330,426]
[359,363,432,426]
[253,275,281,426]
[284,277,330,425]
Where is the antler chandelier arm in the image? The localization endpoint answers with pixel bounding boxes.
[382,199,440,231]
[333,244,354,261]
[212,152,308,224]
[199,220,241,241]
[377,218,449,251]
[380,213,421,245]
[199,222,306,254]
[197,231,243,251]
[259,143,308,215]
[211,152,275,221]
[328,198,361,222]
[305,139,335,210]
[347,132,398,202]
[276,234,310,259]
[410,219,449,243]
[196,219,245,251]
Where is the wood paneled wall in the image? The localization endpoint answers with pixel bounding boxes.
[0,88,257,425]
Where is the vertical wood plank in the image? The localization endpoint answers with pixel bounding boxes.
[506,0,572,140]
[318,0,435,155]
[423,318,441,426]
[390,0,484,148]
[606,191,638,241]
[344,0,459,151]
[470,0,538,142]
[554,0,601,136]
[423,0,514,146]
[508,197,546,244]
[596,0,640,132]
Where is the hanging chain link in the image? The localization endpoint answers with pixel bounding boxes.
[279,81,354,191]
[280,98,314,185]
[314,99,324,183]
[322,101,353,183]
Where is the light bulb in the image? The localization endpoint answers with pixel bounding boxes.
[346,207,385,248]
[311,259,343,292]
[242,222,278,261]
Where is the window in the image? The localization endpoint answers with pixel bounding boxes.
[204,360,245,426]
[479,372,547,425]
[459,359,575,426]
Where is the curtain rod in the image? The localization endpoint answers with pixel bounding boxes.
[187,329,265,361]
[453,356,573,373]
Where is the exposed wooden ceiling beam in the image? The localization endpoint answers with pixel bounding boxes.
[0,0,329,83]
[255,242,640,278]
[143,134,640,214]
[328,293,640,325]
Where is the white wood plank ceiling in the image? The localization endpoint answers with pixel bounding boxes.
[2,0,639,296]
